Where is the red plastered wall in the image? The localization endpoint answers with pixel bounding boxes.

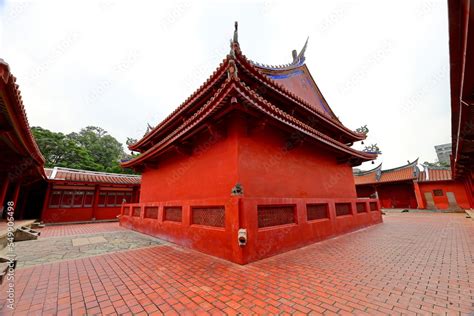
[237,124,357,199]
[377,182,417,208]
[419,180,471,209]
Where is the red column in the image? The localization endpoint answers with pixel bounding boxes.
[413,181,425,209]
[41,183,52,222]
[11,183,21,217]
[91,185,100,220]
[18,186,30,219]
[464,175,474,208]
[0,177,9,212]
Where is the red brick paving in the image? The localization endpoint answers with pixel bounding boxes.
[39,222,124,238]
[1,213,473,315]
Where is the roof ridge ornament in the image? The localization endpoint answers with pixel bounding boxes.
[233,21,238,44]
[229,21,240,58]
[292,37,309,64]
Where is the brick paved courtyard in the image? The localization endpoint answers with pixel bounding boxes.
[1,213,473,315]
[39,222,125,238]
[9,230,163,268]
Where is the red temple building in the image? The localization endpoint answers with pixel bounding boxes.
[449,0,474,203]
[120,24,382,264]
[354,160,473,210]
[42,167,140,223]
[0,59,47,220]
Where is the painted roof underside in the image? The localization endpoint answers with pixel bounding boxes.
[45,167,141,185]
[255,65,338,121]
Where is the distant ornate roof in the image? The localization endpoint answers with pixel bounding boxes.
[352,163,382,184]
[354,159,419,185]
[417,166,452,182]
[124,22,375,169]
[45,167,141,185]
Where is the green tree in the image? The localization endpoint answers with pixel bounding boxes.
[32,126,136,174]
[69,126,125,172]
[32,127,99,170]
[423,160,450,168]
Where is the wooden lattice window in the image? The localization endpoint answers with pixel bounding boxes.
[98,192,107,207]
[258,205,295,228]
[116,192,125,205]
[370,202,378,212]
[106,192,116,207]
[71,191,84,208]
[132,206,141,217]
[307,204,329,221]
[83,192,94,207]
[164,206,182,222]
[335,203,352,216]
[124,192,132,203]
[144,206,159,219]
[192,206,225,227]
[61,191,73,208]
[356,202,367,213]
[49,191,62,208]
[433,189,444,197]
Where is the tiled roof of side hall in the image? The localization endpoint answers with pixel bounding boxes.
[354,159,419,185]
[45,167,141,185]
[417,167,452,182]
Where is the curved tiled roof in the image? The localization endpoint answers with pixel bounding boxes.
[0,59,46,180]
[129,31,367,153]
[124,29,375,168]
[418,167,452,182]
[353,163,382,185]
[354,159,419,185]
[123,78,376,168]
[45,167,141,185]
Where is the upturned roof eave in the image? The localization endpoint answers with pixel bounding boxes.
[0,59,46,179]
[235,52,367,142]
[128,58,231,152]
[122,76,376,169]
[130,39,368,152]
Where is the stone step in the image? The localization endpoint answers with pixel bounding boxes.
[14,227,41,242]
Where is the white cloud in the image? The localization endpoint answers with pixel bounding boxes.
[0,0,450,169]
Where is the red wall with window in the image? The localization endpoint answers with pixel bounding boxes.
[125,116,382,264]
[42,185,139,223]
[418,181,470,210]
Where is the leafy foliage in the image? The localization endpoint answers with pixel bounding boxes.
[32,126,137,174]
[423,160,450,168]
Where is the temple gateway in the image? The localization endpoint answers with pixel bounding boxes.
[120,23,382,264]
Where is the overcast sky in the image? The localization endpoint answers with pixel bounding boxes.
[0,0,450,170]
